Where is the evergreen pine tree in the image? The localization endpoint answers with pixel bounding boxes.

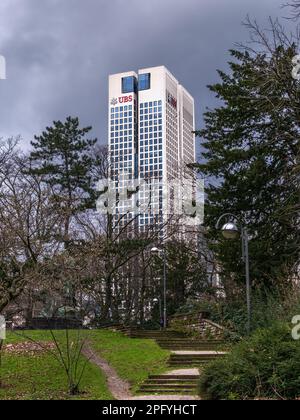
[195,37,300,292]
[29,116,97,245]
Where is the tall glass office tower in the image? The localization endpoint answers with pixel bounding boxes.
[108,66,196,238]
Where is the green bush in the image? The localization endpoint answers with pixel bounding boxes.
[177,291,300,337]
[199,323,300,400]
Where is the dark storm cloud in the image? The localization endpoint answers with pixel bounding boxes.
[0,0,292,150]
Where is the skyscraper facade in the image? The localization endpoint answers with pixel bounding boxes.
[108,66,196,238]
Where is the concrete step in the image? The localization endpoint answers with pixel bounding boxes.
[131,331,184,338]
[168,359,219,362]
[169,360,221,363]
[169,360,222,364]
[138,372,200,395]
[157,341,224,344]
[170,355,224,359]
[130,336,183,339]
[146,379,198,384]
[157,342,225,347]
[140,385,196,390]
[161,348,225,351]
[168,356,221,366]
[137,389,195,394]
[158,340,223,342]
[158,342,225,344]
[168,360,221,364]
[169,356,221,361]
[156,339,223,342]
[168,354,224,366]
[149,375,199,380]
[130,332,183,334]
[156,340,225,349]
[157,342,224,345]
[169,357,221,360]
[129,335,185,339]
[130,336,184,340]
[159,345,225,350]
[128,331,185,337]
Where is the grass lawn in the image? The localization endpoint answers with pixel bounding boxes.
[0,330,113,400]
[89,330,170,393]
[0,329,170,399]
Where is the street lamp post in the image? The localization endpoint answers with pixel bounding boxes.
[215,213,251,335]
[151,247,167,329]
[153,298,162,322]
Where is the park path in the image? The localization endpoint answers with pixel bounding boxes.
[83,343,131,400]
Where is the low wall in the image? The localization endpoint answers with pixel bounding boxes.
[169,312,225,339]
[26,317,83,330]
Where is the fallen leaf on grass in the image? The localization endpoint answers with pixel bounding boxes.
[3,342,55,356]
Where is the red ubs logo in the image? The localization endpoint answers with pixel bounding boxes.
[119,95,133,104]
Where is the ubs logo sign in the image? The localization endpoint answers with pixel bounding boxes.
[110,95,133,106]
[119,95,133,104]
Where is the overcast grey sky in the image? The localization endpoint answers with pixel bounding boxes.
[0,0,294,151]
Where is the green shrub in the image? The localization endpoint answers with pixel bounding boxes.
[199,323,300,400]
[177,291,300,337]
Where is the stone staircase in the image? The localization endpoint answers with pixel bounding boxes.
[168,352,225,366]
[125,330,186,339]
[134,328,227,395]
[156,338,225,351]
[137,374,199,395]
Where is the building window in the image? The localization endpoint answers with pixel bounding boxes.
[122,76,137,94]
[138,73,151,91]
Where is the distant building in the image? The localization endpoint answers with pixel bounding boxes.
[108,66,196,239]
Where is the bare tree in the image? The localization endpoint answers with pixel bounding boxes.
[284,1,300,19]
[0,145,64,314]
